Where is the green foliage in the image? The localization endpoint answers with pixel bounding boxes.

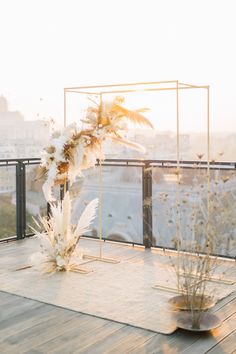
[0,194,33,239]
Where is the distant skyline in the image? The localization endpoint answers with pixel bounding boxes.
[1,0,236,132]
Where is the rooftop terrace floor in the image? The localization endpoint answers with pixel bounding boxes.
[0,238,235,353]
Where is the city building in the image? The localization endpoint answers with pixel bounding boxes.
[0,96,50,159]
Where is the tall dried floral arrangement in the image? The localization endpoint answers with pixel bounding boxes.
[33,95,153,272]
[157,158,235,329]
[174,162,236,328]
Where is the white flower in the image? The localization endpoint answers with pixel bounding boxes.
[47,163,58,183]
[56,255,66,267]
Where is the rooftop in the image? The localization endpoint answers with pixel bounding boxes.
[0,157,236,353]
[0,237,235,353]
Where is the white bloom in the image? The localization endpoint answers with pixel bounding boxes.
[47,163,58,182]
[52,131,60,139]
[42,180,56,202]
[56,255,66,267]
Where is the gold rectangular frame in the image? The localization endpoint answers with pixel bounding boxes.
[64,80,210,169]
[63,80,210,265]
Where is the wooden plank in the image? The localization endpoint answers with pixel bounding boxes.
[0,310,79,353]
[213,292,236,312]
[1,311,108,354]
[0,241,235,354]
[130,295,236,353]
[129,330,200,354]
[0,291,21,305]
[74,325,155,354]
[0,304,61,338]
[215,297,236,321]
[180,313,236,354]
[207,330,236,354]
[131,314,236,354]
[0,297,43,322]
[102,327,156,354]
[34,321,124,354]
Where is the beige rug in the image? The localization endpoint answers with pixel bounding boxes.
[0,237,235,334]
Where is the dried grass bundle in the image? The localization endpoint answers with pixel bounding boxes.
[167,161,236,329]
[30,192,98,273]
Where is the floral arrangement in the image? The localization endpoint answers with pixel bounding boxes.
[165,158,235,330]
[30,192,98,273]
[39,96,153,201]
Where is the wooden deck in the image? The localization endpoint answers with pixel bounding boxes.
[0,290,235,354]
[0,239,236,354]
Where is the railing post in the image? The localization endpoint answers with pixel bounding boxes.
[59,181,69,201]
[16,161,26,239]
[47,202,51,219]
[142,163,153,248]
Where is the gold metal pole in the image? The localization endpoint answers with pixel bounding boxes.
[64,80,180,91]
[98,99,103,259]
[83,93,119,264]
[153,82,182,292]
[65,80,208,89]
[82,157,120,264]
[66,90,101,95]
[65,86,210,96]
[176,81,181,292]
[207,86,210,194]
[207,86,211,254]
[176,81,180,170]
[64,88,67,127]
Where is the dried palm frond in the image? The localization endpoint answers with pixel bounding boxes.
[109,136,146,153]
[34,166,47,181]
[112,104,154,128]
[135,108,150,113]
[74,198,99,237]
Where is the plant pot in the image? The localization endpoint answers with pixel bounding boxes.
[175,311,221,332]
[169,294,215,311]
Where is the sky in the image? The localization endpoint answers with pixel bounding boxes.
[0,0,236,132]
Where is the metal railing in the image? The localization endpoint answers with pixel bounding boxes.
[0,158,236,258]
[0,158,41,240]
